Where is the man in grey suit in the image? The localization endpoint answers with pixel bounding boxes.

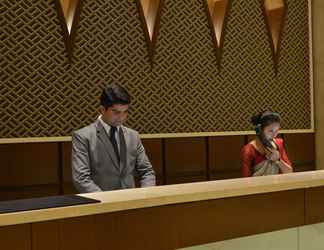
[72,84,156,193]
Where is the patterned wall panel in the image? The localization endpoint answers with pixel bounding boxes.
[0,0,311,138]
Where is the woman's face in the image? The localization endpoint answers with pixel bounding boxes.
[262,122,280,141]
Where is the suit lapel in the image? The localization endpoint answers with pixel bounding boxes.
[96,120,120,171]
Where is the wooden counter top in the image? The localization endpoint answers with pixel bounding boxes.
[1,170,324,227]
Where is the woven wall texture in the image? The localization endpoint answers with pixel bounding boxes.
[0,0,311,138]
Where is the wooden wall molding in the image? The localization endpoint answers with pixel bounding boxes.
[0,133,315,201]
[0,129,314,144]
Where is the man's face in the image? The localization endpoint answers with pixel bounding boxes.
[100,104,129,127]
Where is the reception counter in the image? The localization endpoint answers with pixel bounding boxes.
[1,170,324,250]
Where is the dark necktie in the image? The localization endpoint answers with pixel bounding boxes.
[110,126,120,163]
[119,128,127,169]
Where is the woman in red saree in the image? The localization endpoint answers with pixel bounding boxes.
[241,111,293,177]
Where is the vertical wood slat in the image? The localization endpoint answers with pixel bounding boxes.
[305,186,324,224]
[58,142,64,195]
[32,221,59,250]
[0,143,59,186]
[164,137,207,184]
[0,224,31,250]
[61,142,78,194]
[208,136,245,180]
[31,216,96,250]
[284,133,315,172]
[0,143,60,200]
[95,207,173,250]
[62,142,72,184]
[142,138,164,185]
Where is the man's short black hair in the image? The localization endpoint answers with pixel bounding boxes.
[100,84,131,109]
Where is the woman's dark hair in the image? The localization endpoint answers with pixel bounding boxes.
[251,111,281,130]
[100,83,131,109]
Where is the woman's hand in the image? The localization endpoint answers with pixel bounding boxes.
[267,149,280,161]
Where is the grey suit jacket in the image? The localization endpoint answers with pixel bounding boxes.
[72,120,156,193]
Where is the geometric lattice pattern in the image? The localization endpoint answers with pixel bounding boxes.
[0,0,311,138]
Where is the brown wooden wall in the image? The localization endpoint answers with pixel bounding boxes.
[2,185,324,250]
[0,133,315,201]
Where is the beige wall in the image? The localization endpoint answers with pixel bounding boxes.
[313,0,324,169]
[179,222,324,250]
